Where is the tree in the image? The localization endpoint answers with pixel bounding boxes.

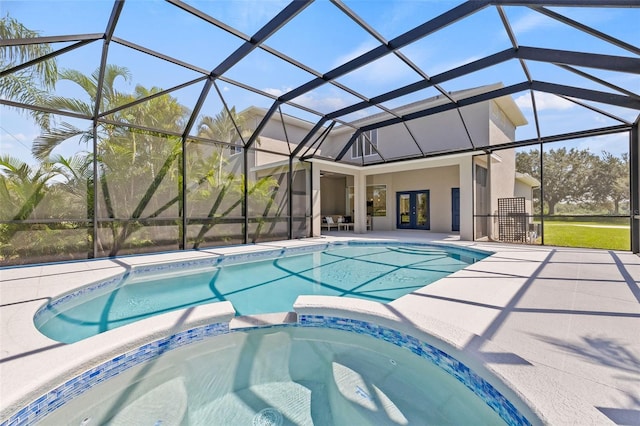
[32,65,190,255]
[516,147,628,215]
[196,106,249,185]
[591,152,629,214]
[0,155,59,222]
[31,65,132,160]
[0,14,57,128]
[516,147,598,215]
[189,107,252,248]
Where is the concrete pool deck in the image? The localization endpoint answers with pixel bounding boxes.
[1,231,639,425]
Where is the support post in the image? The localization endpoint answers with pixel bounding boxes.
[631,116,639,253]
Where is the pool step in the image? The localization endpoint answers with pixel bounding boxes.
[106,377,188,426]
[189,381,330,425]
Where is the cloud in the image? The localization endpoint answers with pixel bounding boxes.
[510,11,559,34]
[332,41,379,69]
[0,131,32,148]
[263,87,287,97]
[292,92,349,112]
[577,132,628,156]
[343,53,420,87]
[515,92,574,111]
[263,86,349,112]
[331,41,423,88]
[225,0,290,36]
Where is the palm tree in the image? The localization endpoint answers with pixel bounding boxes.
[190,107,282,247]
[32,65,192,255]
[31,65,132,160]
[0,154,60,220]
[196,106,250,185]
[0,14,58,128]
[188,107,249,248]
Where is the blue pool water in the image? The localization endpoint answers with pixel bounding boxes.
[37,326,530,426]
[36,243,489,343]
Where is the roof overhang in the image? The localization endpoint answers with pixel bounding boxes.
[515,172,541,187]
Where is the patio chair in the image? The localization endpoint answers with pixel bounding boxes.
[338,215,354,231]
[322,216,338,231]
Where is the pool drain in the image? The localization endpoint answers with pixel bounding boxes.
[252,407,283,426]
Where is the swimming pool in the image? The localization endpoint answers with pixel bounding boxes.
[33,324,532,426]
[35,242,490,343]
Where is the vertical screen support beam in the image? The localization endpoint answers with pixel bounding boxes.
[288,157,293,239]
[539,141,545,246]
[92,0,124,258]
[243,148,249,245]
[92,124,99,258]
[631,116,639,253]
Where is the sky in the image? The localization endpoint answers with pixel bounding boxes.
[1,0,639,164]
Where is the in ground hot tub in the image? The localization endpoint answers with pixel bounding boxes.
[23,319,535,426]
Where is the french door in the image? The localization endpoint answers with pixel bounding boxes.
[397,190,430,230]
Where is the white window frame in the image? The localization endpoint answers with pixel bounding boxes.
[351,129,378,159]
[229,143,242,155]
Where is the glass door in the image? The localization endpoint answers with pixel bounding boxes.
[396,191,430,230]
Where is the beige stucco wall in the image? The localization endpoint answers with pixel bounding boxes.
[320,176,347,215]
[247,112,311,146]
[254,136,294,167]
[363,165,460,232]
[321,102,492,161]
[490,100,517,143]
[515,180,534,215]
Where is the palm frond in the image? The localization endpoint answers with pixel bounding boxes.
[0,14,57,88]
[45,95,93,117]
[0,73,51,128]
[32,122,88,160]
[49,153,92,181]
[0,154,37,180]
[59,68,97,100]
[98,64,131,103]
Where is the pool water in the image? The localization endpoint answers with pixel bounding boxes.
[38,327,511,425]
[36,243,488,343]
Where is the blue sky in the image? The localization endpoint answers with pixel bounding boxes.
[1,0,638,163]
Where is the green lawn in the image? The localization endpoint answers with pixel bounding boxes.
[539,220,630,251]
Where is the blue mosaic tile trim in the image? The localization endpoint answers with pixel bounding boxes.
[214,242,331,266]
[33,274,126,323]
[128,257,219,278]
[2,322,229,426]
[298,315,531,426]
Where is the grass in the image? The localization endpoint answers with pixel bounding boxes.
[539,220,630,251]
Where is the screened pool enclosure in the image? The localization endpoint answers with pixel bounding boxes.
[1,0,639,265]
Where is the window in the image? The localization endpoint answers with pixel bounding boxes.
[347,184,387,217]
[229,143,242,155]
[368,184,386,216]
[351,130,378,159]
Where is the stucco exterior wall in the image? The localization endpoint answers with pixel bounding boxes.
[254,136,294,167]
[320,176,347,215]
[490,100,517,143]
[364,165,460,232]
[515,180,534,215]
[248,112,310,146]
[323,102,493,162]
